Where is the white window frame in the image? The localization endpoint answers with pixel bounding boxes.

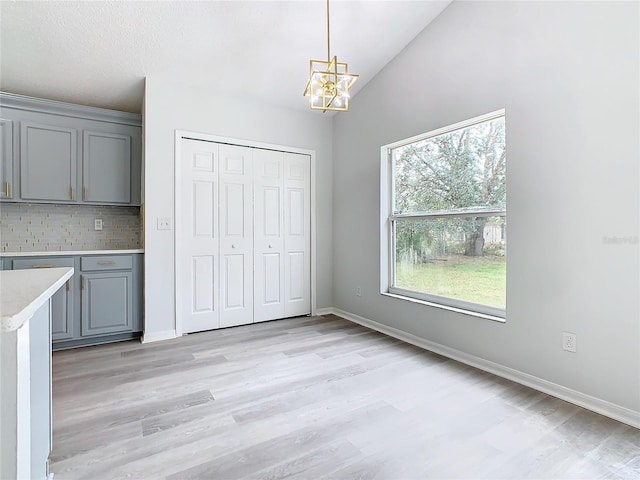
[380,109,506,322]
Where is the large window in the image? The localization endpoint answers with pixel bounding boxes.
[382,110,506,319]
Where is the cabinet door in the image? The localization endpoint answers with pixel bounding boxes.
[21,122,77,201]
[12,257,75,341]
[81,272,133,336]
[0,119,14,199]
[83,131,131,204]
[50,279,74,341]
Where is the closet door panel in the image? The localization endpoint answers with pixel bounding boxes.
[284,153,311,317]
[219,144,253,327]
[254,149,285,322]
[180,140,219,333]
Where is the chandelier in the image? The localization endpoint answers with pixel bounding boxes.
[303,0,358,112]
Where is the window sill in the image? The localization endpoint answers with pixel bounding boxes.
[381,292,506,324]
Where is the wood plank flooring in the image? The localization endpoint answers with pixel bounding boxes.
[50,315,640,479]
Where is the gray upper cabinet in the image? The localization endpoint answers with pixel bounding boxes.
[21,122,77,202]
[0,92,142,206]
[83,131,131,204]
[0,119,14,199]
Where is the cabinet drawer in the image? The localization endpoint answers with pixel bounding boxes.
[13,257,74,269]
[81,255,132,271]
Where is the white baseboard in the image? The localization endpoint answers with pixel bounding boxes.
[141,329,177,344]
[327,307,640,429]
[315,307,334,316]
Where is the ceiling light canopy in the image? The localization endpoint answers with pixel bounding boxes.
[303,0,358,113]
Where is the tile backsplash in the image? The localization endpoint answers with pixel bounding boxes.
[0,203,142,252]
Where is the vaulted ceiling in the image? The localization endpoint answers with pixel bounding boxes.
[1,1,451,114]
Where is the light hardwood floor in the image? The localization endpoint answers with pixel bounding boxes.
[50,315,640,479]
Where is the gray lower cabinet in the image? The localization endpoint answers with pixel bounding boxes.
[12,257,74,341]
[81,271,133,336]
[4,253,143,349]
[80,255,136,337]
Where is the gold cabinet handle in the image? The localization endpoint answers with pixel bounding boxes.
[66,279,71,291]
[83,187,87,200]
[82,277,86,290]
[97,260,116,266]
[4,181,9,197]
[32,264,54,268]
[70,187,75,200]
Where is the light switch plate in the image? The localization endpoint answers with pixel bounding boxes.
[94,219,103,231]
[157,217,172,230]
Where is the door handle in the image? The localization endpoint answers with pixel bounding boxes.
[268,244,273,249]
[231,244,236,249]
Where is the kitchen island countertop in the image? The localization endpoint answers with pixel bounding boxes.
[0,267,74,331]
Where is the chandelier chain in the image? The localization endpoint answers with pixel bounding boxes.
[326,0,331,61]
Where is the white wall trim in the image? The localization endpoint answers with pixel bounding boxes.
[326,307,640,429]
[174,130,318,336]
[174,132,184,337]
[315,307,334,316]
[141,329,177,344]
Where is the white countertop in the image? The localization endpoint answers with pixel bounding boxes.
[1,267,74,332]
[1,249,144,257]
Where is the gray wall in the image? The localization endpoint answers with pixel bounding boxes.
[144,77,333,337]
[0,203,141,252]
[332,1,639,412]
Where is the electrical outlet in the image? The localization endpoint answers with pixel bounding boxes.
[562,332,577,352]
[94,219,103,231]
[356,286,362,297]
[157,217,172,230]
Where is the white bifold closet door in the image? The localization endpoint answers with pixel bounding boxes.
[282,152,311,318]
[181,139,220,333]
[219,145,254,328]
[181,138,310,334]
[253,149,286,322]
[254,150,311,322]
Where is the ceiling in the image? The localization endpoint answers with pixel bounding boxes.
[1,1,451,115]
